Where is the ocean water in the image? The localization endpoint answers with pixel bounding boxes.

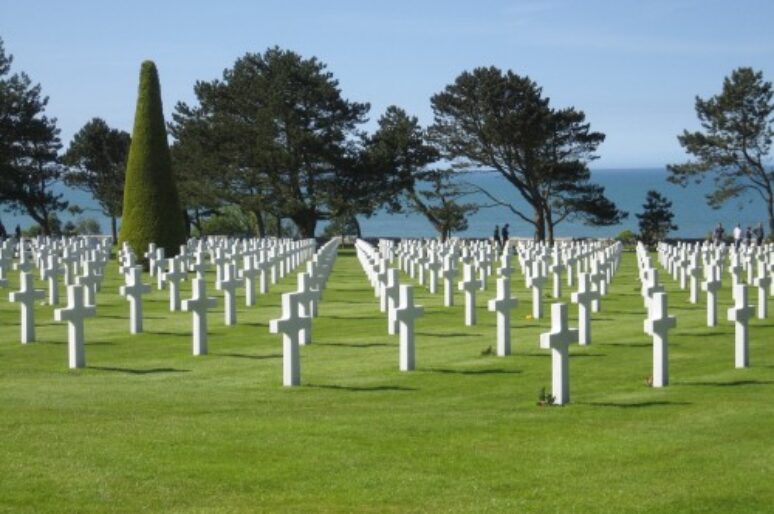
[1,168,767,239]
[357,168,769,239]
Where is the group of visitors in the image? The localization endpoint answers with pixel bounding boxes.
[714,222,766,249]
[492,224,509,247]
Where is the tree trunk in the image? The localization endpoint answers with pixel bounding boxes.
[253,210,266,238]
[545,208,555,245]
[275,214,282,238]
[533,208,546,242]
[768,197,774,239]
[352,216,362,238]
[111,216,118,241]
[292,214,317,239]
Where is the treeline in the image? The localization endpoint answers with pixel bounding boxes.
[2,37,772,241]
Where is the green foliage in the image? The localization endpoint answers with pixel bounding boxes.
[615,229,637,245]
[63,118,130,240]
[537,387,556,406]
[119,61,186,258]
[668,67,774,234]
[170,47,370,237]
[196,205,255,237]
[364,107,475,240]
[430,66,626,242]
[414,169,478,241]
[636,190,677,246]
[75,217,102,235]
[0,37,67,234]
[321,214,361,238]
[23,213,62,237]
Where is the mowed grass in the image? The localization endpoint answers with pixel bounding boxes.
[0,247,772,513]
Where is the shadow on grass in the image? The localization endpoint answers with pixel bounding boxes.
[211,352,281,360]
[325,315,384,321]
[416,332,481,337]
[582,400,692,408]
[601,342,652,348]
[88,366,190,375]
[146,331,188,338]
[317,342,391,348]
[425,368,522,375]
[98,315,166,320]
[677,379,774,387]
[243,322,269,328]
[307,383,415,392]
[37,340,116,346]
[519,352,606,358]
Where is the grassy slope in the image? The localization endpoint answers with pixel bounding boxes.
[0,248,772,513]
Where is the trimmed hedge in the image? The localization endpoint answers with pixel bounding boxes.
[119,61,185,259]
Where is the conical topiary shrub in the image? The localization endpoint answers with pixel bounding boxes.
[119,60,185,260]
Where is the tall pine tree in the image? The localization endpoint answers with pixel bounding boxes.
[0,37,67,234]
[636,190,677,246]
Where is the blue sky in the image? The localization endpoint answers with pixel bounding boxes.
[1,0,773,168]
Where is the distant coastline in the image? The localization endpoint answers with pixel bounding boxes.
[1,167,765,240]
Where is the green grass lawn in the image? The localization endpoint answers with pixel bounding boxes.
[0,247,772,513]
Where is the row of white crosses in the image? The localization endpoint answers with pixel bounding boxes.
[359,238,626,404]
[2,237,111,368]
[378,237,620,355]
[179,238,317,356]
[356,239,425,371]
[389,238,620,331]
[637,239,772,379]
[4,235,318,369]
[269,238,341,386]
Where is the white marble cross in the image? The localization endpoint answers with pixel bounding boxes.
[728,256,743,288]
[14,241,34,273]
[219,263,243,326]
[144,243,157,275]
[182,277,217,356]
[727,284,754,368]
[163,258,187,311]
[426,254,441,294]
[570,272,600,346]
[156,257,169,290]
[487,276,518,356]
[527,260,547,319]
[643,268,664,311]
[394,284,423,371]
[687,256,701,304]
[385,268,400,335]
[441,255,456,307]
[588,260,605,313]
[119,266,151,334]
[75,260,100,307]
[241,255,259,307]
[295,272,321,345]
[212,247,229,288]
[191,252,209,279]
[539,303,579,405]
[9,271,45,343]
[41,254,61,305]
[644,292,676,387]
[550,251,565,298]
[701,265,722,327]
[54,284,96,369]
[269,292,310,386]
[754,260,770,319]
[458,263,481,326]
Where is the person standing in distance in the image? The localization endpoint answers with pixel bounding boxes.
[733,223,742,250]
[754,222,764,245]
